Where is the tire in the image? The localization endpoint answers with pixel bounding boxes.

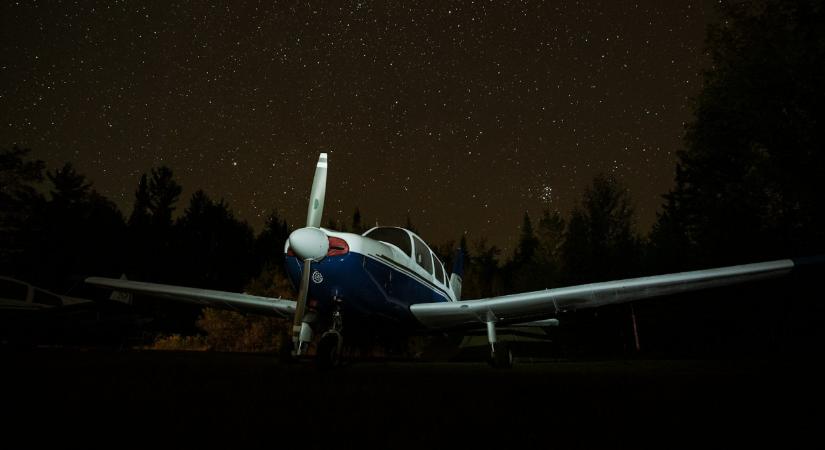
[316,333,342,369]
[489,342,514,369]
[278,331,296,363]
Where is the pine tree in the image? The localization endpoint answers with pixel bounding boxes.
[562,174,640,285]
[652,0,825,267]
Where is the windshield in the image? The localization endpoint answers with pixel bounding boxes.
[364,227,412,257]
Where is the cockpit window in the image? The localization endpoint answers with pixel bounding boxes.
[433,254,445,284]
[413,237,433,275]
[364,227,412,257]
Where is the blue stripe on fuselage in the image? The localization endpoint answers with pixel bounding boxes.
[284,251,449,327]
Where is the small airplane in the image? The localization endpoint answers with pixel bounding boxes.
[1,275,128,346]
[1,276,93,310]
[86,153,808,367]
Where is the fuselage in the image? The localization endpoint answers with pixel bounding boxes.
[284,226,454,329]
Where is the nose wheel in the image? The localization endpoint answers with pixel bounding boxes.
[316,297,344,369]
[317,331,342,369]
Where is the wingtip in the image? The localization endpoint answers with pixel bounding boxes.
[791,255,825,269]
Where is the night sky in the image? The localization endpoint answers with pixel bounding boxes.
[1,1,717,253]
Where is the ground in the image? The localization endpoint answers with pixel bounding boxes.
[2,349,821,448]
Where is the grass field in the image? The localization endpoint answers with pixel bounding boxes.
[3,348,821,447]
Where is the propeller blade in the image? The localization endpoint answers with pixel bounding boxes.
[291,258,313,355]
[290,153,329,355]
[306,153,327,228]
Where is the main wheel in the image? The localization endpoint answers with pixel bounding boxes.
[278,330,297,363]
[489,342,513,369]
[316,332,342,369]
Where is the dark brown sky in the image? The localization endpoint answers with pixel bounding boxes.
[1,1,717,253]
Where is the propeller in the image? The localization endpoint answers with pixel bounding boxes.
[288,153,329,356]
[305,153,327,228]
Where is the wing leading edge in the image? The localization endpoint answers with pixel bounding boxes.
[85,277,296,318]
[410,259,796,329]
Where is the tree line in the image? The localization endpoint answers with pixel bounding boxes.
[2,136,820,300]
[0,153,306,302]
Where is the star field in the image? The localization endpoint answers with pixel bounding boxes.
[1,1,716,253]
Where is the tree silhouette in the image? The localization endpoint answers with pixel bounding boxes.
[0,146,45,273]
[534,209,565,288]
[404,213,417,234]
[513,212,538,267]
[254,210,291,274]
[653,0,825,268]
[174,190,255,291]
[478,239,505,297]
[128,173,151,229]
[461,236,503,299]
[503,212,545,292]
[562,174,640,285]
[126,166,182,282]
[325,218,341,231]
[19,163,124,288]
[147,166,182,228]
[351,207,364,234]
[47,163,92,205]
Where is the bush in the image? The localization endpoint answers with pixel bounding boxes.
[150,334,210,351]
[195,308,288,353]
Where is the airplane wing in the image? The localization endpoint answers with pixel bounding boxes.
[85,277,296,318]
[410,258,798,329]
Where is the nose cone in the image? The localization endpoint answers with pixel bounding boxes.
[288,227,329,261]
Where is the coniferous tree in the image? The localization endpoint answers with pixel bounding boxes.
[351,207,363,234]
[535,209,565,288]
[652,0,825,268]
[255,210,291,273]
[404,213,417,234]
[506,212,545,292]
[479,239,504,297]
[0,146,45,274]
[31,163,123,288]
[562,174,640,285]
[147,166,181,228]
[513,212,538,267]
[47,163,91,205]
[126,166,182,282]
[128,173,151,228]
[174,190,255,291]
[462,237,502,299]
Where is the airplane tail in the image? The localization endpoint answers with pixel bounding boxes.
[449,247,464,300]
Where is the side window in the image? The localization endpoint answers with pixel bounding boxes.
[413,237,433,274]
[433,254,445,284]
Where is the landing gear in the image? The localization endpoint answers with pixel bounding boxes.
[486,320,513,368]
[293,319,314,356]
[490,342,513,369]
[279,330,296,362]
[315,297,344,369]
[317,331,342,369]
